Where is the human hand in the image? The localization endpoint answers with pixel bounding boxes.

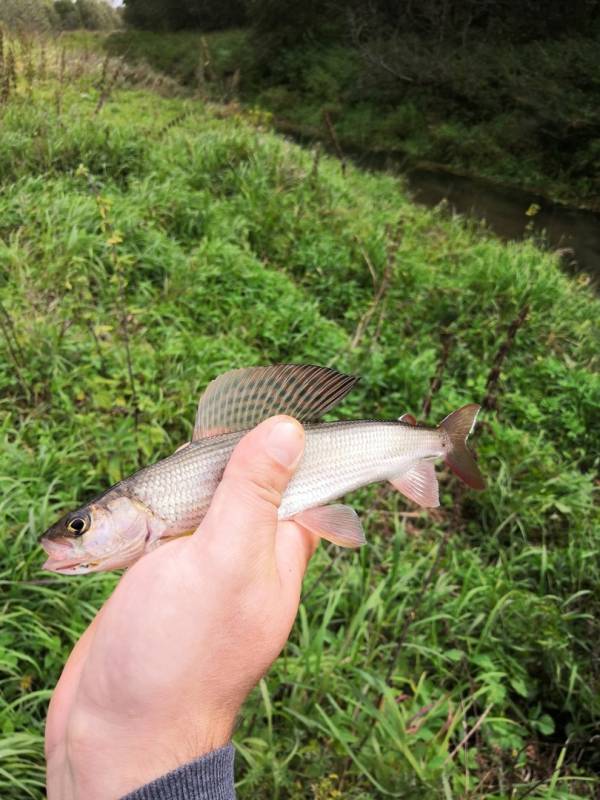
[45,415,317,800]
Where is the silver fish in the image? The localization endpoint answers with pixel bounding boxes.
[40,365,485,574]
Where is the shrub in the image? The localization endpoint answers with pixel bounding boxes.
[0,0,58,32]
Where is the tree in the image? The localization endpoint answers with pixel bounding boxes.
[123,0,246,31]
[0,0,58,31]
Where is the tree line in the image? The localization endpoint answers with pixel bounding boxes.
[122,0,600,41]
[0,0,120,32]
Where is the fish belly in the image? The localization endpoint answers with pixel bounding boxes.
[279,422,442,518]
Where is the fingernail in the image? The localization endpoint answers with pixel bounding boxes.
[266,420,304,469]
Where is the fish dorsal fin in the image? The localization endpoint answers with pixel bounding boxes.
[390,461,440,507]
[399,413,417,426]
[193,364,358,439]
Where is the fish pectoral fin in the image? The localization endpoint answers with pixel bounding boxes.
[293,504,366,549]
[193,364,358,440]
[390,461,440,508]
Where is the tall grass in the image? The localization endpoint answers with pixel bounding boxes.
[0,34,598,799]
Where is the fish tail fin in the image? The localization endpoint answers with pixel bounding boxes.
[438,404,485,490]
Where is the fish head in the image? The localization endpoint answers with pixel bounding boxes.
[40,492,153,574]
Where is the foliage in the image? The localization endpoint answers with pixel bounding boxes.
[0,0,58,32]
[0,35,599,800]
[120,0,600,40]
[105,28,252,87]
[123,0,247,32]
[54,0,120,31]
[0,0,119,32]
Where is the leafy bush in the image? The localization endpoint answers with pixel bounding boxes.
[0,0,119,31]
[105,28,254,87]
[123,0,246,32]
[0,0,58,31]
[66,0,120,31]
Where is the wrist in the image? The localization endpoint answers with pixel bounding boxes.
[47,706,235,800]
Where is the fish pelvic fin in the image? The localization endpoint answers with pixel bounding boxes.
[293,504,366,548]
[438,404,485,490]
[390,461,439,507]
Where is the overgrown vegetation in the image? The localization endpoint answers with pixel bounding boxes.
[0,0,120,32]
[0,33,599,800]
[103,0,600,207]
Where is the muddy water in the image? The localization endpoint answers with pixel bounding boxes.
[278,124,600,284]
[404,167,600,281]
[349,146,600,284]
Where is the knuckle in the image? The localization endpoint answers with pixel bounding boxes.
[223,468,284,511]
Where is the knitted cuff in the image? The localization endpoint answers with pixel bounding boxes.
[121,744,235,800]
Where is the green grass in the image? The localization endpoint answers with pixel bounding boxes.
[0,38,599,799]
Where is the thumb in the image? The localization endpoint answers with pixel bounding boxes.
[200,415,305,556]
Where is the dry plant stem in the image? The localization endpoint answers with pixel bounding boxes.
[0,301,30,401]
[155,107,198,139]
[200,36,215,83]
[515,776,562,800]
[422,332,452,419]
[0,26,5,85]
[350,225,402,350]
[97,53,110,92]
[38,40,46,81]
[6,48,16,93]
[482,304,529,411]
[445,703,493,764]
[310,143,321,185]
[119,298,140,445]
[323,110,347,175]
[94,193,141,458]
[55,46,66,116]
[195,53,207,98]
[302,550,342,602]
[95,56,126,115]
[227,67,240,102]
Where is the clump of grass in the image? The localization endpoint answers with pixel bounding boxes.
[0,35,598,800]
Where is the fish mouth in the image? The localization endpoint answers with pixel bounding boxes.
[42,556,98,574]
[40,534,93,574]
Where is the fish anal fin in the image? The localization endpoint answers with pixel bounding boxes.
[193,364,358,440]
[293,504,366,549]
[390,461,440,507]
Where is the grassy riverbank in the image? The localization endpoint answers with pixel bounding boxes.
[100,28,600,209]
[1,37,599,799]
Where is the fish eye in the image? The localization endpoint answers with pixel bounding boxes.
[66,514,90,537]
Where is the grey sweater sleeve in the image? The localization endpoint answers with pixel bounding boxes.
[121,744,236,800]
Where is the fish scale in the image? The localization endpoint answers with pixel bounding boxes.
[125,421,444,526]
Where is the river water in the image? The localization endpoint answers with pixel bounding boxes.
[277,124,600,285]
[405,167,600,282]
[350,149,600,284]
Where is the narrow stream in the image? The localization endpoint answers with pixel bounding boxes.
[354,152,600,284]
[408,168,600,281]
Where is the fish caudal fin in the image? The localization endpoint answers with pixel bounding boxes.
[438,404,485,490]
[294,504,366,548]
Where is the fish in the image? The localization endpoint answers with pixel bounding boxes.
[40,364,485,575]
